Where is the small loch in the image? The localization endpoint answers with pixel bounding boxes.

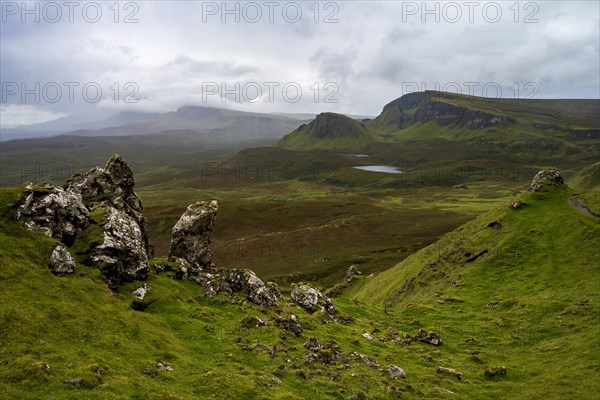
[353,165,403,174]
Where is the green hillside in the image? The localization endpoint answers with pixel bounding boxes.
[350,178,600,398]
[275,112,379,151]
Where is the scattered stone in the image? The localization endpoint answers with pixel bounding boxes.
[252,343,277,357]
[143,367,157,376]
[339,315,355,325]
[48,245,76,275]
[362,332,374,341]
[169,201,218,269]
[434,387,455,395]
[344,265,362,283]
[347,352,380,368]
[484,366,507,377]
[248,282,283,307]
[275,313,302,336]
[509,201,523,210]
[240,315,269,329]
[486,301,499,309]
[529,170,566,192]
[436,366,462,380]
[42,363,50,373]
[132,284,150,300]
[304,338,322,352]
[156,361,173,372]
[387,364,406,379]
[487,221,502,230]
[193,267,283,307]
[303,341,342,366]
[290,283,336,318]
[414,329,442,346]
[63,378,83,385]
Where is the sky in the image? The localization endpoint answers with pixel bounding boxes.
[0,0,599,128]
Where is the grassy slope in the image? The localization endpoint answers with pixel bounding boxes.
[275,113,379,151]
[0,185,544,400]
[350,186,600,398]
[569,162,600,214]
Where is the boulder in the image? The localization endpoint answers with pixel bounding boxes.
[436,366,462,380]
[484,366,507,377]
[344,265,362,282]
[275,313,302,336]
[89,207,149,288]
[529,170,566,192]
[192,267,283,307]
[64,154,150,257]
[387,364,406,379]
[18,184,89,245]
[48,245,76,275]
[290,283,336,318]
[414,329,442,346]
[169,201,218,269]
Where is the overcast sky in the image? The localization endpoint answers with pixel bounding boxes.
[1,0,598,128]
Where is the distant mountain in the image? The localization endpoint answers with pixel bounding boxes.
[0,106,308,142]
[369,91,600,133]
[274,112,380,151]
[0,110,162,141]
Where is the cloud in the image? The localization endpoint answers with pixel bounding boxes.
[0,0,598,125]
[0,104,67,128]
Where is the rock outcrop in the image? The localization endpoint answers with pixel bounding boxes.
[344,265,362,282]
[48,245,76,275]
[191,267,283,307]
[18,184,89,246]
[376,91,516,130]
[90,207,149,288]
[529,170,566,192]
[169,201,218,269]
[18,155,150,288]
[65,154,151,257]
[290,283,336,318]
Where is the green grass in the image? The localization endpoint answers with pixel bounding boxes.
[351,186,600,399]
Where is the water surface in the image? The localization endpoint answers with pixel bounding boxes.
[353,165,403,174]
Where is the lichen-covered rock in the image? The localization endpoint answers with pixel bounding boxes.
[484,365,507,377]
[344,265,362,282]
[347,352,380,367]
[290,283,336,318]
[529,170,566,192]
[64,155,150,257]
[132,284,150,300]
[90,207,149,288]
[304,338,322,352]
[414,329,442,346]
[18,184,89,245]
[248,282,283,307]
[192,267,283,307]
[436,366,462,380]
[48,245,76,275]
[169,201,218,269]
[387,364,406,379]
[275,313,302,336]
[303,342,342,366]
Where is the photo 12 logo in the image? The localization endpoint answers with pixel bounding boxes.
[1,81,140,104]
[400,1,540,23]
[200,1,339,23]
[402,81,540,100]
[201,81,339,104]
[1,1,140,23]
